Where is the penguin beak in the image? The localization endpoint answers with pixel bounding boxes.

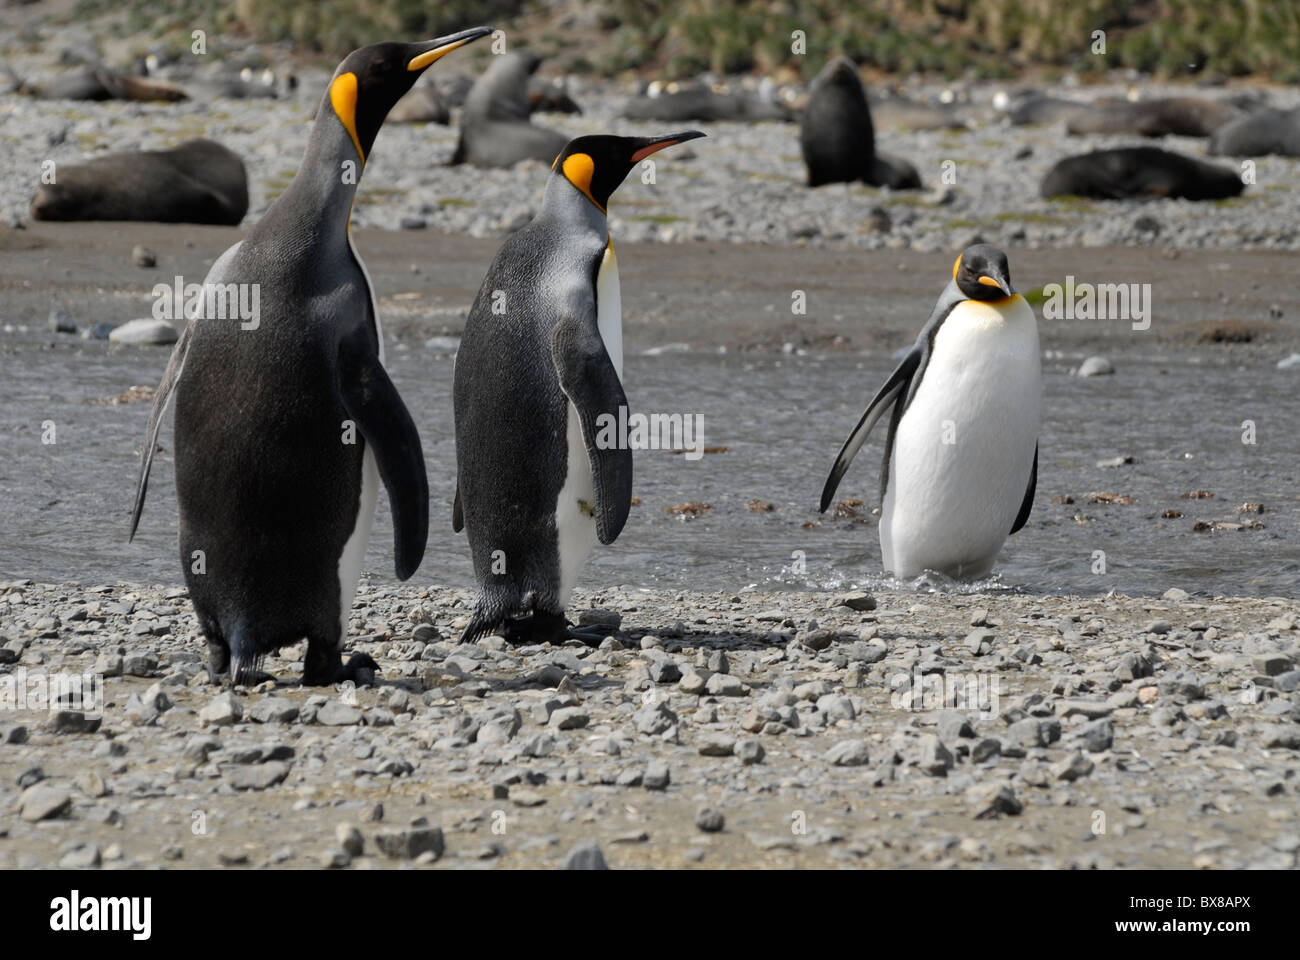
[978,273,1014,297]
[406,27,494,71]
[629,130,706,163]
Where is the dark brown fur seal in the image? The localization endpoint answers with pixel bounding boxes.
[30,138,248,225]
[799,58,920,190]
[1040,146,1244,201]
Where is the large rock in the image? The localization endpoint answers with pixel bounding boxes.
[109,319,179,346]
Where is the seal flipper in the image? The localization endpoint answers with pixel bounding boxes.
[128,319,195,540]
[551,303,633,546]
[819,348,920,513]
[337,327,429,580]
[1009,443,1038,535]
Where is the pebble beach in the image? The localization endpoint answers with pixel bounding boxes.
[4,75,1300,252]
[4,12,1300,881]
[2,578,1298,869]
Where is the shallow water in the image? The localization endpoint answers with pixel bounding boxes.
[2,333,1296,598]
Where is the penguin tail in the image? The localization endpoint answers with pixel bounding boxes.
[227,621,267,685]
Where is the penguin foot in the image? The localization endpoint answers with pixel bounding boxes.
[336,652,380,686]
[302,651,379,686]
[232,667,277,687]
[501,611,569,647]
[566,624,609,647]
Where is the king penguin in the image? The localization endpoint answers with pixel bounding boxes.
[128,28,492,684]
[453,130,706,645]
[819,244,1041,580]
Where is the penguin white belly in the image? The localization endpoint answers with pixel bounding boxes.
[337,235,384,638]
[882,295,1040,579]
[336,445,380,641]
[554,243,623,605]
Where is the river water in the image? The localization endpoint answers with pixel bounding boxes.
[2,333,1296,599]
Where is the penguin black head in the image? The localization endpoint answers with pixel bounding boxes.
[953,243,1015,301]
[551,131,706,213]
[327,27,492,163]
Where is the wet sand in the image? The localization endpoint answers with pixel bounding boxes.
[3,222,1299,355]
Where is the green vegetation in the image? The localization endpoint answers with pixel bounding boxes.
[63,0,1300,81]
[1021,285,1049,306]
[605,0,1300,81]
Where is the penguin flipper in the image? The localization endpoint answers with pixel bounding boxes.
[128,319,195,540]
[551,306,633,545]
[1009,443,1038,535]
[819,349,920,513]
[337,329,429,580]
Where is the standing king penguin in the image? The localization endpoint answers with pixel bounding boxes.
[453,131,705,645]
[129,29,492,684]
[819,244,1041,580]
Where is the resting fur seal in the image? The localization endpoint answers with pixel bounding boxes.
[621,86,789,122]
[30,138,248,224]
[1208,107,1300,157]
[529,76,582,114]
[1040,146,1244,201]
[390,83,451,124]
[451,51,568,167]
[20,66,186,101]
[1065,97,1242,138]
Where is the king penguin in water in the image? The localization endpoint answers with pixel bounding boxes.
[453,130,706,645]
[819,244,1041,580]
[129,28,492,684]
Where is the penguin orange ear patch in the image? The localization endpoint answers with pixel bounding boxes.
[561,152,601,210]
[330,72,364,163]
[952,254,962,279]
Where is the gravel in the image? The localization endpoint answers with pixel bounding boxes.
[4,67,1299,251]
[0,578,1297,868]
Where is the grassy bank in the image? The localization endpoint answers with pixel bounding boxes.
[43,0,1300,81]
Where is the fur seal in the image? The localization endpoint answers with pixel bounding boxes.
[389,82,450,124]
[20,66,186,101]
[529,75,582,114]
[1208,107,1300,157]
[451,51,568,168]
[800,58,921,190]
[31,138,248,225]
[1009,95,1089,127]
[869,95,967,132]
[1065,97,1242,138]
[1040,146,1244,201]
[621,86,789,122]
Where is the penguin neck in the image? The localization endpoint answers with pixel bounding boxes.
[281,106,368,242]
[539,176,609,241]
